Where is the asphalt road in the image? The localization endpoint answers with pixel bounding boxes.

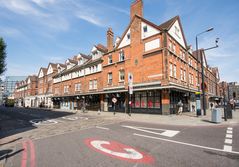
[1,107,239,167]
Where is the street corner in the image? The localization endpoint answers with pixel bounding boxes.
[84,138,155,164]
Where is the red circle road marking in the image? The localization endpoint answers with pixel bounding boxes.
[85,138,154,164]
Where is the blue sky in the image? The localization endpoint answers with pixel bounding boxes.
[0,0,239,82]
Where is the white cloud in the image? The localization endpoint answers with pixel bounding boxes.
[31,0,56,8]
[0,0,48,17]
[76,12,105,27]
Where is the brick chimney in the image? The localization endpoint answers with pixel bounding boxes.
[107,28,114,51]
[130,0,143,20]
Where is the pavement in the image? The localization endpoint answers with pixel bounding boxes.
[53,107,239,126]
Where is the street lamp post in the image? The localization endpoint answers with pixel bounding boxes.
[196,28,214,116]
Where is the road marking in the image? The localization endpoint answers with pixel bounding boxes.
[62,116,78,121]
[79,117,89,120]
[223,127,233,152]
[96,126,109,130]
[29,140,36,167]
[223,145,232,152]
[91,140,143,159]
[134,133,239,155]
[225,139,232,144]
[30,119,58,126]
[122,125,179,137]
[21,141,28,167]
[226,134,232,138]
[85,138,154,164]
[227,130,232,134]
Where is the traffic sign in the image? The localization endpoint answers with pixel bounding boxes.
[112,97,117,103]
[85,138,154,164]
[128,73,133,86]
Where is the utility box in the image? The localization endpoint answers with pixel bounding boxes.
[211,108,222,123]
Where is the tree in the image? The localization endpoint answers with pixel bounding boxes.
[0,37,7,75]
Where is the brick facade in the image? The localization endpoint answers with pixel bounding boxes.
[13,0,220,114]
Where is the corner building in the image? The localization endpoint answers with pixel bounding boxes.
[102,0,199,114]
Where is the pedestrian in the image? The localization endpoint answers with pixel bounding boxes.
[210,103,213,110]
[192,104,195,112]
[177,100,183,115]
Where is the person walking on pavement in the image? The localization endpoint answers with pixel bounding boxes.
[177,100,183,115]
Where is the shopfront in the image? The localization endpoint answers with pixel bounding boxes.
[131,90,162,114]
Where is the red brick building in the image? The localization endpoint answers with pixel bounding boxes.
[14,0,220,114]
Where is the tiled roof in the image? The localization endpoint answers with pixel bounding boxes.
[95,44,108,53]
[158,15,179,30]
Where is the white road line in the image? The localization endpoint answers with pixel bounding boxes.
[227,127,233,130]
[225,139,232,144]
[226,134,233,139]
[96,126,109,130]
[223,145,232,152]
[134,133,239,155]
[122,125,180,137]
[226,130,233,134]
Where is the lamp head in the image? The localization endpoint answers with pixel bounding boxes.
[207,27,214,32]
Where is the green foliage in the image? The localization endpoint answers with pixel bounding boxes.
[0,37,7,75]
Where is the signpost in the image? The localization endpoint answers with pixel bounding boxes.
[112,97,117,115]
[128,73,133,116]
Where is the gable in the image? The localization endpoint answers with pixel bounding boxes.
[47,64,53,75]
[141,21,160,39]
[91,46,97,53]
[27,78,31,84]
[39,69,44,78]
[168,20,186,48]
[118,28,131,49]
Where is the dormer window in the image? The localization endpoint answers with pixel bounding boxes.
[78,58,83,65]
[143,26,148,33]
[119,50,125,62]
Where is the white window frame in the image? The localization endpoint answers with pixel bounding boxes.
[108,55,113,64]
[169,63,173,77]
[108,73,112,84]
[64,85,69,93]
[173,65,177,78]
[75,83,81,92]
[93,80,97,89]
[89,80,93,90]
[119,50,125,62]
[119,70,125,82]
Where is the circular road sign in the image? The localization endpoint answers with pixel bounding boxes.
[112,98,117,103]
[85,138,154,164]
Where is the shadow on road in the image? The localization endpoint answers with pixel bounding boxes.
[0,106,75,139]
[0,148,24,161]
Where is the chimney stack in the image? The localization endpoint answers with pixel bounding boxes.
[107,28,114,51]
[130,0,143,20]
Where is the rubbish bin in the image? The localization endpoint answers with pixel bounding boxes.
[211,108,222,123]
